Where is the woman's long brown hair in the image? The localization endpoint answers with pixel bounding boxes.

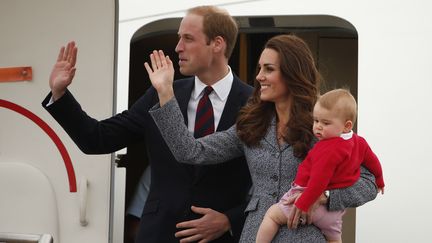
[236,34,321,159]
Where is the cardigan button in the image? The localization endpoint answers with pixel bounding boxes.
[270,174,278,181]
[270,192,278,198]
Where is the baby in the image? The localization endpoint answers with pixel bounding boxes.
[256,89,385,243]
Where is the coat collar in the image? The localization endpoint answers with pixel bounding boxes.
[263,115,291,151]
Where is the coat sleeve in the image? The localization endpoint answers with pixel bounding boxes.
[149,97,244,165]
[362,142,385,188]
[327,166,378,211]
[42,89,153,154]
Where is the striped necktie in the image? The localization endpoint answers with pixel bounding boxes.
[194,86,215,138]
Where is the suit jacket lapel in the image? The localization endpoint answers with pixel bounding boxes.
[217,75,245,131]
[174,77,194,126]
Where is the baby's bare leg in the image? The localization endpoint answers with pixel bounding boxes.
[256,204,287,243]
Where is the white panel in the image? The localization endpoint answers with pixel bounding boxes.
[0,0,116,242]
[0,163,58,241]
[112,166,126,243]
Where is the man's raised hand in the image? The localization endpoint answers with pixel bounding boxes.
[49,41,77,101]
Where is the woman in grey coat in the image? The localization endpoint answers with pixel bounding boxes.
[146,35,377,242]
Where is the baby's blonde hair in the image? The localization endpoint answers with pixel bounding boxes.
[317,89,357,124]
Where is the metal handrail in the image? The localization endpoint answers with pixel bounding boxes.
[0,232,53,243]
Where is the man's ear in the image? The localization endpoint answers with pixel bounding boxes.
[344,120,353,132]
[212,36,225,54]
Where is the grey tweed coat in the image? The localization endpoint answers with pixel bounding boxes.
[150,98,377,243]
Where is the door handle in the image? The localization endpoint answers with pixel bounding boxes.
[79,177,89,226]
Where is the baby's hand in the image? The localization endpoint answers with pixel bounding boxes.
[378,187,384,194]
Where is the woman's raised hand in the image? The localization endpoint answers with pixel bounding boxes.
[144,50,175,106]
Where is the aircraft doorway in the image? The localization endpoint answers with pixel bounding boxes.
[121,14,358,243]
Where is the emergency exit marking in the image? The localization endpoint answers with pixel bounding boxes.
[0,99,77,192]
[0,66,32,82]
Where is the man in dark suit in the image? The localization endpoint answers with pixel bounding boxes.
[43,5,252,243]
